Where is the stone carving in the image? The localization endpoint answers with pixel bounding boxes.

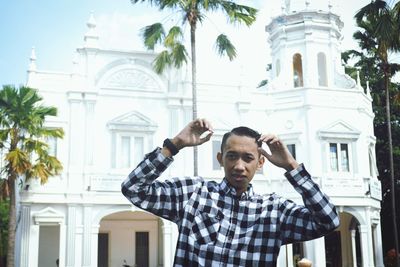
[105,69,159,91]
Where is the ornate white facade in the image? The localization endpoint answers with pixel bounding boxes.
[16,1,383,267]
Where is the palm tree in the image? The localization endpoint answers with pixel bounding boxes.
[355,1,400,265]
[0,85,64,267]
[131,0,257,176]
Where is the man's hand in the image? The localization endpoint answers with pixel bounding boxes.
[258,134,299,172]
[170,118,213,150]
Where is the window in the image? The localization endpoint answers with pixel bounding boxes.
[116,135,144,169]
[329,143,349,172]
[98,233,109,267]
[287,144,296,160]
[276,59,281,77]
[212,140,222,170]
[293,53,304,87]
[136,232,149,267]
[318,52,328,86]
[45,136,57,157]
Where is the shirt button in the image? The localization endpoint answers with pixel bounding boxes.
[227,236,232,242]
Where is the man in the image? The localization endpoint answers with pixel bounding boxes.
[121,118,339,266]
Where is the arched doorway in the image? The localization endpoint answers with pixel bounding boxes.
[325,212,362,267]
[98,210,164,267]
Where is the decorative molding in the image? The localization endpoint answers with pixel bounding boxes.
[33,207,64,225]
[318,120,361,140]
[107,110,158,132]
[104,69,160,91]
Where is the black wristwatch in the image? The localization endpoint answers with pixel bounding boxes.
[163,138,179,156]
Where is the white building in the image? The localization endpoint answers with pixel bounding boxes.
[17,0,384,266]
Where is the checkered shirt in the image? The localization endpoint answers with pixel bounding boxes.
[121,148,339,267]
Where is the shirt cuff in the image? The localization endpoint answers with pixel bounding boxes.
[284,163,310,186]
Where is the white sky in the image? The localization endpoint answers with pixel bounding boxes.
[0,0,395,88]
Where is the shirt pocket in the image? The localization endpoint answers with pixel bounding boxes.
[191,210,224,245]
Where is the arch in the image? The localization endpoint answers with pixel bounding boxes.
[95,58,168,92]
[318,52,328,86]
[292,53,303,87]
[96,208,165,267]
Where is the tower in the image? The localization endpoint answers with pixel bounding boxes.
[264,1,384,266]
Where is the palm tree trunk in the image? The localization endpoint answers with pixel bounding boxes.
[6,177,15,267]
[384,68,400,267]
[190,24,198,177]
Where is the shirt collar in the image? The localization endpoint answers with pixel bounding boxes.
[220,178,254,200]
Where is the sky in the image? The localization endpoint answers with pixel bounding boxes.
[0,0,389,88]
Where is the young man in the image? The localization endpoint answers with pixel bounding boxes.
[121,118,339,266]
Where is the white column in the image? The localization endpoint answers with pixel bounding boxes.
[66,206,76,267]
[276,245,287,267]
[303,240,315,264]
[312,237,326,267]
[19,206,31,267]
[359,225,370,267]
[365,208,375,267]
[59,223,67,267]
[91,225,100,267]
[350,230,357,267]
[373,222,384,267]
[82,206,92,267]
[162,220,173,267]
[67,92,84,190]
[29,224,40,267]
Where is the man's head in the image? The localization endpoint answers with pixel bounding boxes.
[217,127,265,196]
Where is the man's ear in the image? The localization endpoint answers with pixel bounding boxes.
[258,155,265,169]
[217,152,223,166]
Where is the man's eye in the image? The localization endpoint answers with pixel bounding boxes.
[227,154,238,160]
[244,156,254,162]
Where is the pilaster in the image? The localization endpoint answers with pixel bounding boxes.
[82,206,92,267]
[66,206,77,267]
[358,225,370,267]
[19,206,31,267]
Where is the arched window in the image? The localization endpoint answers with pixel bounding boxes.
[318,52,328,86]
[292,53,303,87]
[276,59,281,77]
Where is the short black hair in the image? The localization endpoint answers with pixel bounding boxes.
[220,126,262,153]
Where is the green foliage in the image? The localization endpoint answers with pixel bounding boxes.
[133,0,257,74]
[344,0,400,254]
[0,85,64,183]
[0,197,9,259]
[0,85,64,266]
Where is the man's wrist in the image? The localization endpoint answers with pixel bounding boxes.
[171,137,184,150]
[163,138,179,156]
[284,160,300,172]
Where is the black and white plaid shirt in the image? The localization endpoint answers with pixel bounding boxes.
[121,148,339,266]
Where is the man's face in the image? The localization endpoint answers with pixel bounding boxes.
[217,134,265,196]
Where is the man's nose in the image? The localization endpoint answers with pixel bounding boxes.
[234,159,245,171]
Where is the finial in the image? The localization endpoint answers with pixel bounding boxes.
[305,0,311,9]
[356,70,361,88]
[366,80,371,97]
[87,11,96,29]
[328,0,333,12]
[84,11,99,48]
[29,46,37,71]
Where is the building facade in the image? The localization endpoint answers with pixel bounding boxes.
[16,1,383,266]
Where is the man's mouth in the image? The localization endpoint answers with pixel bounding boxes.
[232,175,247,181]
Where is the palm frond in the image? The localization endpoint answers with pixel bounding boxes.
[153,50,172,74]
[171,43,188,68]
[219,1,257,26]
[164,26,184,48]
[141,23,165,50]
[5,149,31,175]
[215,34,236,60]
